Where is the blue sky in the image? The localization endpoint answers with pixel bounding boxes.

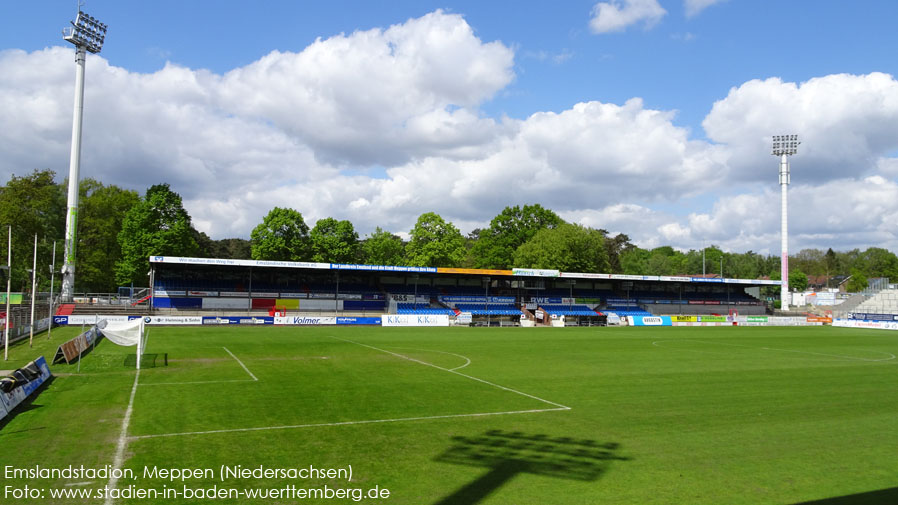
[2,0,898,253]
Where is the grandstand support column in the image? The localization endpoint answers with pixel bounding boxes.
[773,135,798,312]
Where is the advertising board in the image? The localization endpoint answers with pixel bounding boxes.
[381,314,450,327]
[273,316,337,325]
[202,316,274,325]
[629,316,672,326]
[336,317,381,325]
[143,316,203,325]
[833,319,898,330]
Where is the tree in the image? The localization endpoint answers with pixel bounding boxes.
[824,248,838,285]
[211,238,252,259]
[470,204,563,269]
[361,227,404,266]
[116,184,199,286]
[310,217,359,263]
[644,246,687,275]
[0,169,65,291]
[76,179,139,292]
[513,223,610,273]
[859,247,898,281]
[250,207,310,261]
[845,268,868,293]
[405,212,466,267]
[789,269,809,292]
[604,233,635,273]
[620,247,649,275]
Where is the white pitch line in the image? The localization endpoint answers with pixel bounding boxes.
[389,347,473,371]
[329,336,571,410]
[130,407,570,440]
[223,347,258,381]
[104,369,140,505]
[140,379,257,386]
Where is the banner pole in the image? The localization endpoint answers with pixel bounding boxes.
[4,225,11,361]
[29,234,37,348]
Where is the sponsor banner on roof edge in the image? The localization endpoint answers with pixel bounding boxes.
[629,316,672,326]
[382,314,450,327]
[150,256,329,269]
[513,268,559,277]
[441,296,516,304]
[437,267,514,276]
[330,263,437,273]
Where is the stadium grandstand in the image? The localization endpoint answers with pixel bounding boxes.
[145,256,777,325]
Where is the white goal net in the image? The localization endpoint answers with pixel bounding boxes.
[99,319,147,369]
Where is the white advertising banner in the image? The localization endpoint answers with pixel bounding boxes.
[274,316,337,325]
[833,319,898,330]
[143,316,204,325]
[64,315,132,325]
[381,314,450,327]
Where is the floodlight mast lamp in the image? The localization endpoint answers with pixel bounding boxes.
[61,9,107,302]
[772,134,799,311]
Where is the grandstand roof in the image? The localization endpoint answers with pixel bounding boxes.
[149,256,782,286]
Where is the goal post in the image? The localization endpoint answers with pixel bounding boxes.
[99,318,146,369]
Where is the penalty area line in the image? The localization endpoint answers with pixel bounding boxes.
[130,407,570,440]
[328,336,571,410]
[223,347,259,381]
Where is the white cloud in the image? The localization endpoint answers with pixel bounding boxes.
[216,9,515,167]
[589,0,667,34]
[2,11,898,257]
[684,0,727,17]
[703,73,898,183]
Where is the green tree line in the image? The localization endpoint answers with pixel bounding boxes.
[2,169,896,293]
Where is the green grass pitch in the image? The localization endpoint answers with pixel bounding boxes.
[1,325,897,504]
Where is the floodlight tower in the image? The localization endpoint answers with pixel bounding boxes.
[772,134,799,311]
[61,8,107,301]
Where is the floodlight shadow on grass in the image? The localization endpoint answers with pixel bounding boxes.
[432,429,628,505]
[788,486,898,505]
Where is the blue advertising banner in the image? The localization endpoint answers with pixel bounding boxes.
[337,317,382,325]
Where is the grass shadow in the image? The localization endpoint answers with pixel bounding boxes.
[432,429,628,505]
[0,375,55,432]
[790,487,898,505]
